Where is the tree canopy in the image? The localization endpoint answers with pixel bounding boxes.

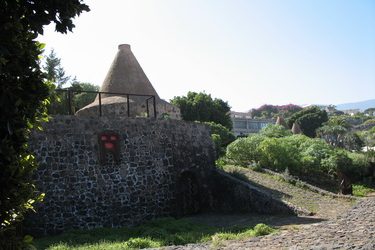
[250,104,302,119]
[43,49,71,88]
[287,106,328,138]
[0,0,89,246]
[171,92,232,130]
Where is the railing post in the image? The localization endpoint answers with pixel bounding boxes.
[153,96,157,118]
[146,98,150,118]
[67,89,72,115]
[127,94,130,117]
[98,92,102,117]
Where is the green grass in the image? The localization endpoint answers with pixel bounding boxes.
[352,184,375,197]
[33,218,275,250]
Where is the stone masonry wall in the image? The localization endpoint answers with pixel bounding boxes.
[25,116,215,236]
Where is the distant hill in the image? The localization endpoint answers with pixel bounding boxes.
[336,99,375,111]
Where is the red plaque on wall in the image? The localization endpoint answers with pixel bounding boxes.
[98,131,120,164]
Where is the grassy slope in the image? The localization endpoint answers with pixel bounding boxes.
[222,165,356,218]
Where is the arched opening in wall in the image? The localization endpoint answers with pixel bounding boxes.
[176,171,201,216]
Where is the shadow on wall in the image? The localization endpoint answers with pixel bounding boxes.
[175,171,201,217]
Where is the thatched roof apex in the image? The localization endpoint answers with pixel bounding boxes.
[99,44,159,99]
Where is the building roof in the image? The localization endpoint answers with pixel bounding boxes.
[99,44,160,99]
[291,122,302,134]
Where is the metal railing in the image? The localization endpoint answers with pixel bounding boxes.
[53,89,157,118]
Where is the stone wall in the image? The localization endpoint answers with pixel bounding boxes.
[25,116,215,235]
[208,170,299,215]
[26,115,297,237]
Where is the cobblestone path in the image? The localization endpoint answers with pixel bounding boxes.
[164,197,375,249]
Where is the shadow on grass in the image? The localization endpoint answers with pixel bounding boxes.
[186,212,325,229]
[34,214,326,249]
[34,217,275,249]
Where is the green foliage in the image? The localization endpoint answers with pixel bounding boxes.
[258,137,301,172]
[71,82,99,110]
[321,150,353,176]
[226,134,265,166]
[250,104,302,119]
[43,49,70,88]
[259,124,292,138]
[317,115,364,151]
[352,184,375,197]
[124,237,161,249]
[171,92,232,129]
[364,108,375,116]
[346,152,371,182]
[34,217,275,249]
[324,115,352,128]
[362,118,375,126]
[0,0,89,245]
[287,106,328,137]
[226,132,372,181]
[253,223,275,236]
[358,127,375,148]
[201,121,235,157]
[299,137,334,171]
[317,124,347,147]
[225,130,374,193]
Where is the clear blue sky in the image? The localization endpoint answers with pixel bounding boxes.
[40,0,375,111]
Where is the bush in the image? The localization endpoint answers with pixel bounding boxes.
[321,150,352,176]
[258,137,301,172]
[253,223,275,236]
[124,237,161,249]
[352,184,375,197]
[347,152,371,182]
[226,134,265,166]
[259,124,292,138]
[201,121,235,157]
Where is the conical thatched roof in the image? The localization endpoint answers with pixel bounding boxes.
[75,44,180,119]
[99,44,159,98]
[275,116,287,128]
[291,122,302,134]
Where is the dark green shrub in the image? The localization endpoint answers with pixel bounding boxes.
[202,121,235,157]
[347,152,371,182]
[287,106,328,137]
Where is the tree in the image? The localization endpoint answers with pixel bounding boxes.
[250,104,302,119]
[171,92,232,129]
[364,107,375,116]
[43,49,70,88]
[49,81,99,115]
[201,121,235,157]
[317,124,348,147]
[0,0,89,246]
[71,81,100,111]
[287,106,328,138]
[317,116,364,151]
